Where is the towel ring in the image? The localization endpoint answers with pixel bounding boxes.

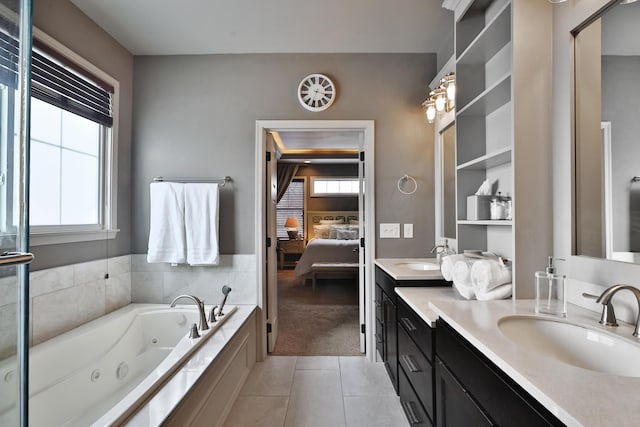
[397,174,418,195]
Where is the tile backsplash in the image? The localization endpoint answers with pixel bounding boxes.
[0,254,257,359]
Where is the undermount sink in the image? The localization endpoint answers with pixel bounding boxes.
[498,315,640,377]
[395,262,440,271]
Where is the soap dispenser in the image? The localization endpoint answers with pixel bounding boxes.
[535,256,567,317]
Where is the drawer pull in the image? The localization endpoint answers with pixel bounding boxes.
[400,317,417,332]
[374,299,381,307]
[401,400,422,425]
[401,354,421,373]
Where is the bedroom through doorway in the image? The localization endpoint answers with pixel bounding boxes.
[256,120,375,360]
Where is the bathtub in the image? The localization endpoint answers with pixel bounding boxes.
[0,303,237,427]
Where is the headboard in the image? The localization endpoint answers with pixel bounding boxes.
[306,210,359,241]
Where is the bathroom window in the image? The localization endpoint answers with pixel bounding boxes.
[0,29,120,245]
[310,177,359,196]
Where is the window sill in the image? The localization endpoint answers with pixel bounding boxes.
[30,229,119,246]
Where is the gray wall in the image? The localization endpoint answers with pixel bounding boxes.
[132,54,437,258]
[602,55,640,252]
[553,0,640,293]
[30,0,133,270]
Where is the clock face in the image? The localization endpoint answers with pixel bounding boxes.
[297,74,336,112]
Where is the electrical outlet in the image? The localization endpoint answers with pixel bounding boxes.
[404,224,413,238]
[380,223,400,238]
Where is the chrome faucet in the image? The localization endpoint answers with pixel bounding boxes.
[595,285,640,337]
[430,239,453,262]
[170,294,209,331]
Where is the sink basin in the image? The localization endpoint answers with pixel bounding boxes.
[395,262,440,271]
[498,315,640,377]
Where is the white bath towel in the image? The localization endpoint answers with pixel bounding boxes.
[147,182,186,264]
[452,259,476,299]
[184,183,219,265]
[440,254,466,281]
[476,283,512,301]
[470,259,512,294]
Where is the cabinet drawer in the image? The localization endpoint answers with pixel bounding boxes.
[375,319,384,360]
[436,320,563,427]
[375,266,398,303]
[435,358,494,427]
[399,367,433,427]
[398,325,434,421]
[375,285,383,322]
[398,298,434,362]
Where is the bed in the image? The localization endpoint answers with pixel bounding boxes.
[294,211,360,280]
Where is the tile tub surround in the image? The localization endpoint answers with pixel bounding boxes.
[130,254,257,305]
[0,255,132,358]
[427,298,640,427]
[225,356,408,427]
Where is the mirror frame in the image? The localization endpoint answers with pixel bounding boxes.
[434,109,456,248]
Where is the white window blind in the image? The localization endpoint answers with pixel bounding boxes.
[277,179,304,239]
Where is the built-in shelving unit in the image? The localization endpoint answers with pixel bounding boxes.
[453,0,553,298]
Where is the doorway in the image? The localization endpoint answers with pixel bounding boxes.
[255,120,375,361]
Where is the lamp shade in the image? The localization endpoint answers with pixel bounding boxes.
[284,217,300,229]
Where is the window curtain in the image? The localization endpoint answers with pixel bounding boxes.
[277,164,299,203]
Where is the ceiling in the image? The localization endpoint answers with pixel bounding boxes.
[70,0,453,56]
[272,130,361,164]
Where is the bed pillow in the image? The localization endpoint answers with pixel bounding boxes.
[349,219,359,225]
[312,224,331,239]
[320,219,345,225]
[329,224,346,239]
[336,228,359,240]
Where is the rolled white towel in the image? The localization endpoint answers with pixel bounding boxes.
[452,259,476,299]
[476,283,512,301]
[440,254,466,281]
[470,260,512,294]
[453,280,476,300]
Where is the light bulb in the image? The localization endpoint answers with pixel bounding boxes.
[435,94,446,112]
[426,104,436,123]
[446,82,456,101]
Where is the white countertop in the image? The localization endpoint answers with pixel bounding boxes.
[375,258,445,281]
[395,286,462,327]
[427,298,640,427]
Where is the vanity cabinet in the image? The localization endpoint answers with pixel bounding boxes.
[435,319,563,427]
[375,266,449,394]
[453,0,553,297]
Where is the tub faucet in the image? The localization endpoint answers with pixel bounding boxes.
[596,285,640,337]
[217,286,232,317]
[170,294,209,331]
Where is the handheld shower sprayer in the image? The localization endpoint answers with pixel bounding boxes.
[217,286,232,317]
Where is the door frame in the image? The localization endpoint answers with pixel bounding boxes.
[255,120,375,361]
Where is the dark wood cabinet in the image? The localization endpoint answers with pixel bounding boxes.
[435,319,564,427]
[399,366,433,427]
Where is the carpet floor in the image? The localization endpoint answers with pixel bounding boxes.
[272,269,361,356]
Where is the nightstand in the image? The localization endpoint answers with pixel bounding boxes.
[278,239,305,269]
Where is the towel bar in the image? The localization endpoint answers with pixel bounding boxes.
[152,176,231,186]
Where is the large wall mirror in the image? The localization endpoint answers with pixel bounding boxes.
[573,0,640,263]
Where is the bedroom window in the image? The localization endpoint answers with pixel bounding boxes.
[277,178,304,239]
[310,177,359,196]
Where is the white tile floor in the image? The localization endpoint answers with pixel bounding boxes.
[224,356,409,427]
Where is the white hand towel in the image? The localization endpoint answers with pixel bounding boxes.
[147,182,186,264]
[185,183,219,265]
[452,259,476,299]
[470,259,512,294]
[440,254,466,281]
[476,283,512,301]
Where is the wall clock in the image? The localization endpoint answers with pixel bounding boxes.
[297,73,336,112]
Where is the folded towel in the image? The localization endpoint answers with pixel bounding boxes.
[476,283,512,301]
[185,183,219,265]
[452,259,476,299]
[470,259,512,294]
[147,182,186,264]
[440,254,466,281]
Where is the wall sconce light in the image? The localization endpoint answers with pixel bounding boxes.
[422,72,455,123]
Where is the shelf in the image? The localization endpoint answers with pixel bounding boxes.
[458,220,513,226]
[457,146,511,171]
[457,73,511,117]
[457,2,511,66]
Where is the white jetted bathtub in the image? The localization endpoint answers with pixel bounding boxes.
[0,303,236,427]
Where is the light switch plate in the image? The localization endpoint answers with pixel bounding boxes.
[380,223,400,238]
[404,224,413,238]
